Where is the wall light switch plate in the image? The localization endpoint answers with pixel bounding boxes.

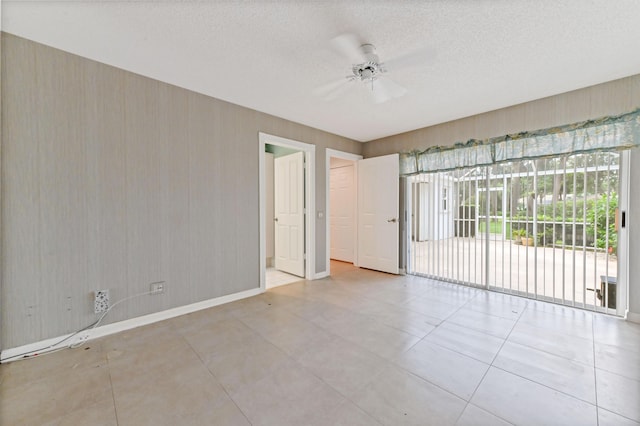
[150,281,165,294]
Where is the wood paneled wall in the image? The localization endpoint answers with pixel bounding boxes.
[1,33,361,348]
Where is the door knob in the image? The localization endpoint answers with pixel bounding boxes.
[387,218,398,223]
[274,218,278,222]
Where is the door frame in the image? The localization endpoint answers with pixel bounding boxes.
[618,150,630,318]
[259,132,315,291]
[325,149,363,277]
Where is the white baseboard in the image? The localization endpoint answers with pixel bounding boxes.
[627,311,640,324]
[1,287,263,363]
[314,271,329,279]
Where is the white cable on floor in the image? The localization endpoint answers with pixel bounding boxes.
[1,289,156,362]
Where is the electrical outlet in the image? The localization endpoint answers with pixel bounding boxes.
[150,281,165,294]
[94,290,110,314]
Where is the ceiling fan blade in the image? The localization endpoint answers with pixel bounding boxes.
[383,46,436,70]
[313,78,353,101]
[367,79,391,104]
[376,76,407,100]
[330,33,367,63]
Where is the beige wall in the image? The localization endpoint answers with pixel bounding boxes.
[364,75,640,157]
[0,33,361,349]
[364,74,640,320]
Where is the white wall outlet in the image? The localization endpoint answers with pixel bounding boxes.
[150,281,165,294]
[94,290,110,314]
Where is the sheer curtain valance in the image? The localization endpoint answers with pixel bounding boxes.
[400,109,640,176]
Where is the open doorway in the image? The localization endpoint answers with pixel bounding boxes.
[326,149,363,277]
[259,133,315,290]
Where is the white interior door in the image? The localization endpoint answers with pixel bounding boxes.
[357,153,399,274]
[330,164,355,262]
[274,151,305,277]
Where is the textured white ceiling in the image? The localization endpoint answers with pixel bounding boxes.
[3,1,640,142]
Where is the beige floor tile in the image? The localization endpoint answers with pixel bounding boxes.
[225,295,275,318]
[205,335,291,394]
[593,314,640,351]
[111,361,235,426]
[266,267,303,288]
[463,293,528,320]
[0,361,112,425]
[229,362,345,426]
[105,331,199,380]
[41,398,118,426]
[334,319,421,360]
[596,368,640,422]
[312,400,383,426]
[519,307,593,340]
[352,365,467,425]
[598,408,640,426]
[420,289,477,308]
[309,304,371,333]
[471,367,597,426]
[455,404,513,426]
[365,287,421,305]
[344,296,404,319]
[493,341,596,403]
[260,319,337,359]
[403,297,462,320]
[395,340,490,400]
[424,322,504,364]
[446,309,516,339]
[238,306,307,336]
[178,317,258,358]
[0,343,107,390]
[595,342,640,381]
[297,336,390,398]
[377,308,439,338]
[279,297,337,320]
[508,321,594,365]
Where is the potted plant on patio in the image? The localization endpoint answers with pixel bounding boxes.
[521,229,534,246]
[512,228,526,245]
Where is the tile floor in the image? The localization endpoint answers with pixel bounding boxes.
[266,267,303,289]
[1,261,639,425]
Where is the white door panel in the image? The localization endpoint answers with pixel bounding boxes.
[330,165,355,262]
[275,152,305,277]
[357,154,399,274]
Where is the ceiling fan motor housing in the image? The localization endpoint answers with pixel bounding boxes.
[352,44,385,81]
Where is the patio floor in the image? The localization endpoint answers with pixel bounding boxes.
[411,236,618,310]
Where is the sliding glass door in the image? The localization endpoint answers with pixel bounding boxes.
[407,150,628,315]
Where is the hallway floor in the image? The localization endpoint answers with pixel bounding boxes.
[1,261,639,425]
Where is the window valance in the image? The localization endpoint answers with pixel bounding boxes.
[400,109,640,176]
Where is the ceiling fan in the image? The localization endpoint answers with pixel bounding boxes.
[314,33,435,104]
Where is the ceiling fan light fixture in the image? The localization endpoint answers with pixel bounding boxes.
[315,33,429,103]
